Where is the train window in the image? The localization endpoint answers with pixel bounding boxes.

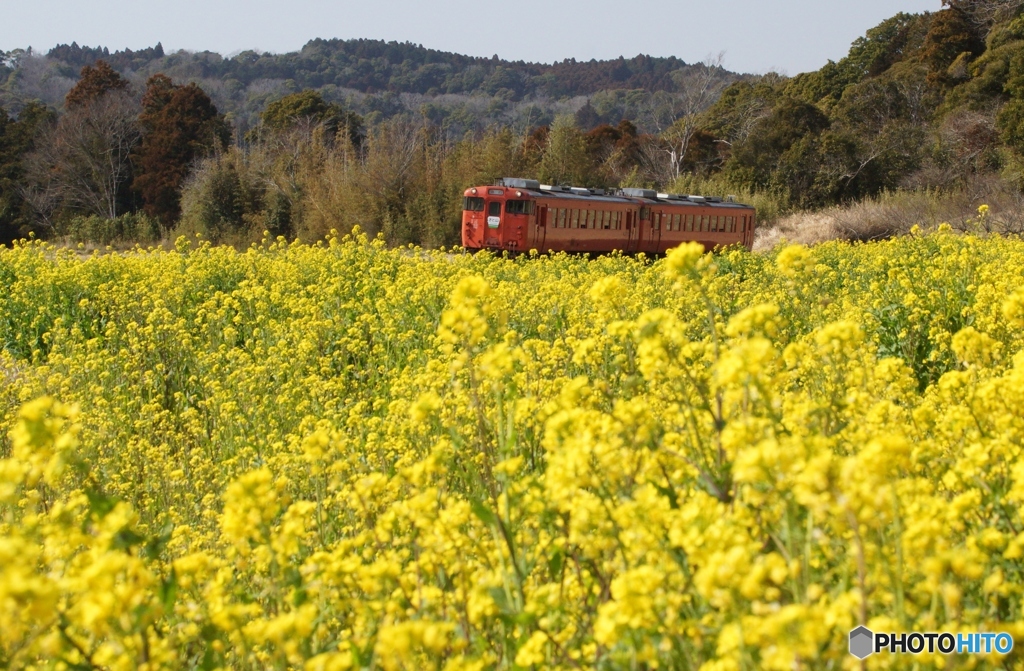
[489,202,502,218]
[640,206,650,221]
[506,200,535,215]
[728,216,735,232]
[672,214,680,231]
[586,211,594,229]
[463,197,484,211]
[701,215,709,231]
[612,211,619,229]
[652,213,660,230]
[571,209,580,228]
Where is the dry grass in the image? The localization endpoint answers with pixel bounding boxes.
[754,177,1024,251]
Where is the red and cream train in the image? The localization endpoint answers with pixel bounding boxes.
[462,178,755,254]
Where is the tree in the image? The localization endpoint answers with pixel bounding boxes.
[649,53,728,181]
[922,7,985,84]
[0,102,53,243]
[537,115,593,186]
[944,0,1024,27]
[725,98,831,201]
[257,90,362,147]
[132,75,230,229]
[64,60,128,110]
[24,68,140,223]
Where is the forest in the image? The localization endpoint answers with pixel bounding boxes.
[3,0,1024,248]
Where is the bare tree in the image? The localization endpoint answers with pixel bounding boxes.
[25,90,141,221]
[645,52,728,182]
[947,0,1024,26]
[729,72,785,147]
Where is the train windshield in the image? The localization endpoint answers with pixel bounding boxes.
[505,200,535,214]
[463,197,484,211]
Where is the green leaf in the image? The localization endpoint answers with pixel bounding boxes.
[85,487,118,519]
[547,547,564,580]
[159,569,178,611]
[112,527,146,551]
[470,499,498,527]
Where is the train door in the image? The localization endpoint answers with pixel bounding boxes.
[628,206,648,253]
[651,211,663,253]
[625,210,636,252]
[533,206,548,251]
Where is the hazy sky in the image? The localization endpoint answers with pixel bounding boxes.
[5,0,942,75]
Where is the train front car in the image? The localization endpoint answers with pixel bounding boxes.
[461,178,539,253]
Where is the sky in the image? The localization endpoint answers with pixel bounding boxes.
[4,0,943,75]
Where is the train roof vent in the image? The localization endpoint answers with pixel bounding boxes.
[620,188,657,199]
[706,196,723,203]
[687,195,707,203]
[589,188,606,195]
[501,177,540,190]
[540,184,570,192]
[569,187,590,195]
[657,192,683,201]
[726,195,737,202]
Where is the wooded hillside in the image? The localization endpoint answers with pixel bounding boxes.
[3,0,1024,247]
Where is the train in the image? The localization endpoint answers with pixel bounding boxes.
[461,178,756,254]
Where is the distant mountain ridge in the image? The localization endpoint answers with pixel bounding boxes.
[37,38,726,99]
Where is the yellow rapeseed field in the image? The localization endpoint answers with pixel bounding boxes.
[2,223,1024,670]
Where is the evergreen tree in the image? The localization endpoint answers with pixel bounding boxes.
[64,60,128,110]
[0,103,53,244]
[537,115,593,187]
[258,90,362,147]
[133,75,230,229]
